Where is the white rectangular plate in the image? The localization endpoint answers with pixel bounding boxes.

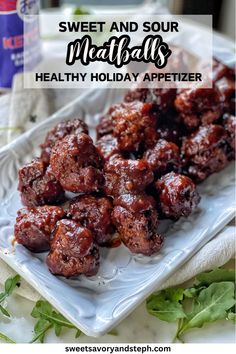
[0,87,235,337]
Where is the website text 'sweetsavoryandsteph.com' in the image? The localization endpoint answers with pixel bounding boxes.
[65,345,171,353]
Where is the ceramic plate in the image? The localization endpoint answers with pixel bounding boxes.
[0,87,235,337]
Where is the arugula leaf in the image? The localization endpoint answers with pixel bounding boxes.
[146,288,186,323]
[4,275,21,296]
[196,268,235,286]
[75,329,82,338]
[0,304,10,317]
[0,275,21,317]
[73,7,90,15]
[164,288,185,302]
[108,329,118,336]
[177,282,236,338]
[227,312,236,323]
[183,286,206,298]
[0,332,16,344]
[30,300,81,343]
[146,268,235,342]
[31,319,53,343]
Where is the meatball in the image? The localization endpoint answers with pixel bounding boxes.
[47,219,99,277]
[143,139,180,177]
[125,87,176,111]
[18,158,65,208]
[124,48,189,108]
[216,76,235,113]
[104,154,154,197]
[212,58,235,82]
[155,172,200,219]
[111,101,158,152]
[181,124,229,182]
[151,88,176,111]
[223,114,236,159]
[96,113,114,140]
[96,134,120,161]
[156,110,186,145]
[112,193,164,256]
[156,121,185,146]
[124,88,152,103]
[174,85,222,129]
[68,195,115,246]
[40,119,88,164]
[14,206,64,252]
[50,133,103,193]
[200,58,235,114]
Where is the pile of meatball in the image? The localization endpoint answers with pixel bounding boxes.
[14,56,235,278]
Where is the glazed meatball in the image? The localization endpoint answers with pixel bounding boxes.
[124,88,152,104]
[104,154,154,197]
[96,112,114,140]
[151,88,176,111]
[216,76,235,113]
[40,119,89,164]
[125,48,187,108]
[112,194,164,256]
[143,139,180,177]
[200,59,235,113]
[96,134,120,161]
[181,125,229,183]
[155,172,200,219]
[156,121,185,146]
[212,58,235,82]
[18,158,65,208]
[68,195,115,246]
[111,101,158,152]
[156,109,186,146]
[47,219,99,277]
[50,133,103,193]
[175,85,222,129]
[14,206,64,252]
[125,87,176,111]
[223,114,236,159]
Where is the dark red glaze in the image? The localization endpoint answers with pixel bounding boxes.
[143,139,180,177]
[223,114,236,160]
[111,101,159,152]
[216,76,235,113]
[181,124,229,182]
[50,133,103,193]
[96,113,114,140]
[124,88,153,104]
[104,154,154,197]
[47,219,99,277]
[124,47,189,109]
[96,134,120,161]
[125,87,176,111]
[212,58,235,82]
[14,206,64,252]
[40,119,88,164]
[175,85,222,129]
[68,195,115,246]
[155,172,200,219]
[14,56,236,274]
[18,158,64,207]
[156,121,185,146]
[112,193,164,256]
